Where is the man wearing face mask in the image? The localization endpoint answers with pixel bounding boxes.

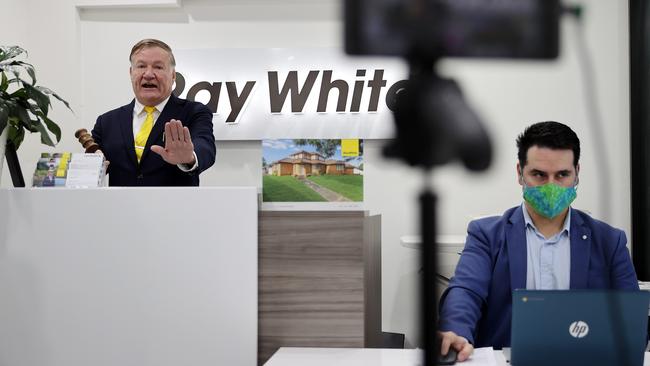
[436,121,639,361]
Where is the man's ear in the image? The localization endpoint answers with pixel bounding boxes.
[575,163,580,184]
[517,162,523,185]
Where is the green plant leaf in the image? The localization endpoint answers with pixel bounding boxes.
[38,86,72,112]
[26,103,43,132]
[5,60,32,68]
[5,76,22,86]
[0,45,68,151]
[24,63,35,85]
[0,100,7,133]
[24,83,49,115]
[34,119,55,147]
[13,102,32,128]
[0,46,26,63]
[51,92,72,112]
[4,63,22,81]
[0,71,7,91]
[35,110,61,143]
[9,87,27,99]
[11,102,38,135]
[3,61,36,84]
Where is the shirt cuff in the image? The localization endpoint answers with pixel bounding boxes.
[177,151,199,172]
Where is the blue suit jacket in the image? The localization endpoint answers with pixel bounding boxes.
[438,206,639,349]
[92,95,216,186]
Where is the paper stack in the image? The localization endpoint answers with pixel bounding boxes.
[65,153,106,188]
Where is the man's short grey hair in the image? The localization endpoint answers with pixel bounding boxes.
[129,38,176,67]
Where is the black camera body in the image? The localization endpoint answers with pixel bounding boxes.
[345,0,560,60]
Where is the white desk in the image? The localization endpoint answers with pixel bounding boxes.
[264,347,426,366]
[264,347,507,366]
[0,187,258,366]
[399,234,466,251]
[264,347,650,366]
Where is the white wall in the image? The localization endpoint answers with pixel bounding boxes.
[3,0,631,347]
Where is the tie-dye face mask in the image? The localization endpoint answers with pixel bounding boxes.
[522,181,577,219]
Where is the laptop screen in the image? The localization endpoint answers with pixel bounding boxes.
[511,290,649,366]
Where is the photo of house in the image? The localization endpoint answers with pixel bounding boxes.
[262,139,363,203]
[269,150,357,177]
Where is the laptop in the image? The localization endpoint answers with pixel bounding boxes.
[511,289,649,366]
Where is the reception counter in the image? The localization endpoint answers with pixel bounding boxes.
[0,187,258,366]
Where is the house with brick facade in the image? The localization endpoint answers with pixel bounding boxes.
[269,150,355,177]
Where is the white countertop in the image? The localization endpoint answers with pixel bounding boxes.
[264,347,507,366]
[400,234,466,251]
[265,347,650,366]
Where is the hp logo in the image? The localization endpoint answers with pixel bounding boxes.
[569,321,589,338]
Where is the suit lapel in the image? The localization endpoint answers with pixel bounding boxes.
[570,210,591,289]
[120,100,138,167]
[141,95,180,163]
[507,206,527,290]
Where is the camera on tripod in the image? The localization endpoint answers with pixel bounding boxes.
[344,2,562,365]
[345,0,561,171]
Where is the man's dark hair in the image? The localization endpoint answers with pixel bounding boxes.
[516,121,580,168]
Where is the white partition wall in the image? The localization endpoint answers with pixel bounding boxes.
[0,187,258,366]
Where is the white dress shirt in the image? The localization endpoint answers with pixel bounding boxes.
[132,97,198,171]
[522,203,572,290]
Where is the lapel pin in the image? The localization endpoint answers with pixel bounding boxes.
[582,235,587,240]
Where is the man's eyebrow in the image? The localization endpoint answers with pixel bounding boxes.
[529,168,573,175]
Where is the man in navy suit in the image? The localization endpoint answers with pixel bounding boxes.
[92,39,216,186]
[437,121,639,361]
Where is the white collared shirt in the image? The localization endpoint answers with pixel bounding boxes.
[132,97,198,171]
[132,97,169,137]
[522,203,572,290]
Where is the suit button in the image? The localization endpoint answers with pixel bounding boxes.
[137,174,143,179]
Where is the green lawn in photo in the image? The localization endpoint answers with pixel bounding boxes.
[308,174,363,201]
[263,175,327,202]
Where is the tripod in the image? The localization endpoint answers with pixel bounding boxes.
[384,55,492,366]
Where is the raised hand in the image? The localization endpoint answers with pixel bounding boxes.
[150,119,196,166]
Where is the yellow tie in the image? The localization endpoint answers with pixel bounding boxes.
[135,106,155,162]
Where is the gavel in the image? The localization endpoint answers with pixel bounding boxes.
[74,128,100,153]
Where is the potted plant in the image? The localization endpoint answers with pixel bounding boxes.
[0,45,72,182]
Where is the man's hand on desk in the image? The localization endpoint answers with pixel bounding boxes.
[439,331,474,362]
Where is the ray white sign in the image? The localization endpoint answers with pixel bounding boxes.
[173,48,407,140]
